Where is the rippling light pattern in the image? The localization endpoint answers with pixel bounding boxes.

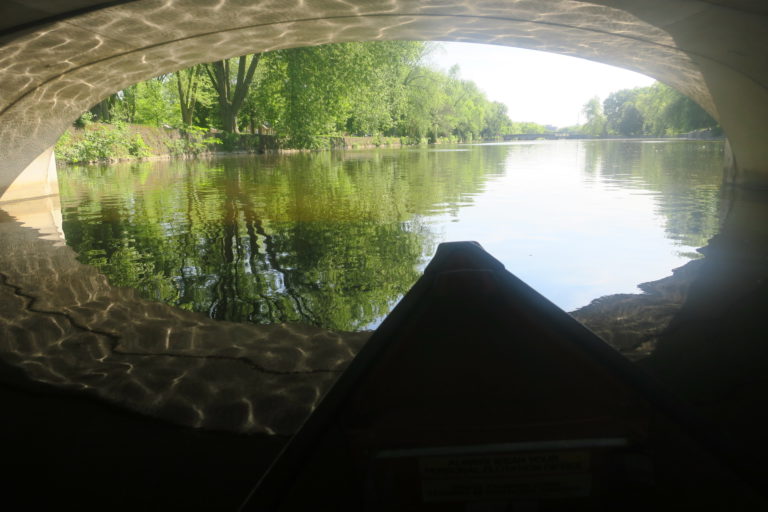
[0,209,368,434]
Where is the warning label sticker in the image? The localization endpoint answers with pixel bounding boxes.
[419,451,591,502]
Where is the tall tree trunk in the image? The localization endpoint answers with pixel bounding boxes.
[220,104,238,133]
[89,95,114,122]
[204,54,261,133]
[176,66,203,126]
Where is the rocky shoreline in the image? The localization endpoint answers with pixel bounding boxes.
[572,257,704,361]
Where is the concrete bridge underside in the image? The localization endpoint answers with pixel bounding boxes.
[2,0,768,498]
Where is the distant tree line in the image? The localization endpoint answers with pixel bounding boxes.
[577,83,719,138]
[83,42,546,149]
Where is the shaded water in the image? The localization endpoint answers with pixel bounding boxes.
[59,140,724,332]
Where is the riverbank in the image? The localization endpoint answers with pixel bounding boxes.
[572,201,768,491]
[54,123,263,164]
[54,123,483,165]
[572,256,704,361]
[56,122,721,166]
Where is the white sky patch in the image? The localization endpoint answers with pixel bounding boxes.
[428,42,657,128]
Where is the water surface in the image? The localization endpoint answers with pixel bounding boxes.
[58,140,723,331]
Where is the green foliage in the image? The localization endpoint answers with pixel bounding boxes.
[275,44,374,145]
[175,65,214,126]
[165,125,222,157]
[215,41,515,145]
[56,123,146,163]
[508,121,550,135]
[60,43,724,158]
[163,139,185,157]
[215,131,242,151]
[661,93,721,135]
[132,76,181,127]
[604,89,639,136]
[394,64,512,142]
[291,134,332,150]
[204,55,261,133]
[73,111,95,128]
[598,83,719,137]
[581,96,606,136]
[58,147,512,329]
[128,133,151,158]
[482,102,514,138]
[64,41,523,150]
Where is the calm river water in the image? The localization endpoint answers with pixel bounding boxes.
[58,139,724,331]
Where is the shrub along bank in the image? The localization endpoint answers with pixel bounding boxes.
[54,122,222,164]
[54,122,471,165]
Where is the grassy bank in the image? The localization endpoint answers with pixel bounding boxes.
[55,123,221,164]
[54,123,479,165]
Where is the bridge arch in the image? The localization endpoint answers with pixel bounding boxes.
[1,0,768,199]
[2,1,768,492]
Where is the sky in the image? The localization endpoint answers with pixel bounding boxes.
[428,42,656,128]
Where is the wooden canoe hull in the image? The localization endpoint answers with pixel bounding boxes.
[242,242,763,510]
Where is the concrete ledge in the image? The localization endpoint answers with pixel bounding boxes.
[0,147,58,203]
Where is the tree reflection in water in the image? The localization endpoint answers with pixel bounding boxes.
[59,147,506,331]
[60,141,724,339]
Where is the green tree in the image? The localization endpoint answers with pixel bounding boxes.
[64,41,523,148]
[604,89,642,136]
[344,41,426,136]
[617,104,644,136]
[661,91,718,134]
[252,45,354,146]
[602,83,717,137]
[89,94,118,122]
[581,96,606,136]
[482,102,513,139]
[508,121,550,134]
[175,65,213,126]
[398,66,446,142]
[131,76,180,127]
[247,42,430,147]
[450,77,487,142]
[203,54,261,133]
